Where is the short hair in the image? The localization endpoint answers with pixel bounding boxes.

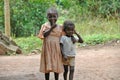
[46,7,58,17]
[63,20,75,31]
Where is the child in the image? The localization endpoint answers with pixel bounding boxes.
[38,7,64,80]
[60,20,83,80]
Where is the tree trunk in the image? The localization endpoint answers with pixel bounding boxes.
[4,0,11,38]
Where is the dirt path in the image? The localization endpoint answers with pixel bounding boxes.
[0,44,120,80]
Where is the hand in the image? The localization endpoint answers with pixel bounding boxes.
[51,24,57,29]
[74,30,77,34]
[71,36,76,43]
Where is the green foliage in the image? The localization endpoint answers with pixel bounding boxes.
[98,0,120,17]
[14,33,120,54]
[59,0,120,19]
[84,34,105,45]
[0,0,120,55]
[0,0,4,32]
[75,18,120,35]
[14,36,42,54]
[83,33,120,45]
[15,18,120,54]
[58,0,74,9]
[10,0,54,37]
[74,18,120,45]
[0,0,120,37]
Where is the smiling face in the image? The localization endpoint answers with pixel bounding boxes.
[47,7,58,26]
[63,20,75,37]
[47,13,58,26]
[65,26,75,37]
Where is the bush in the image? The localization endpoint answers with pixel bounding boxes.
[14,36,42,54]
[10,0,55,37]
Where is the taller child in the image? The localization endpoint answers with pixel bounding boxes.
[38,7,63,80]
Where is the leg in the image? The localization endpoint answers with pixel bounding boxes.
[45,73,50,80]
[63,65,68,80]
[69,66,74,80]
[54,72,59,80]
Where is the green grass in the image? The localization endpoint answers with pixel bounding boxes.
[75,18,120,35]
[14,18,120,54]
[14,36,42,54]
[74,17,120,45]
[83,33,120,45]
[14,34,120,54]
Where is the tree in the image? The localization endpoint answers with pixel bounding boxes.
[4,0,11,38]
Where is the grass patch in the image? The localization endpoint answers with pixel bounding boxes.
[75,18,120,35]
[83,33,120,45]
[74,18,120,45]
[14,18,120,54]
[14,33,120,54]
[14,36,42,54]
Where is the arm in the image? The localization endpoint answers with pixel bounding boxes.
[43,24,56,37]
[74,30,84,43]
[60,43,68,60]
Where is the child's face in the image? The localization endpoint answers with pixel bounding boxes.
[47,13,58,25]
[65,26,74,37]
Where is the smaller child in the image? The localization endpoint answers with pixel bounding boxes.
[60,20,83,80]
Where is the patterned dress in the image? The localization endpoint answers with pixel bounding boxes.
[38,22,64,73]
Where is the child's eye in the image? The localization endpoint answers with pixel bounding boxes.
[48,14,57,19]
[50,16,56,18]
[48,15,52,18]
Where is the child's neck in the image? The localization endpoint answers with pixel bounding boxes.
[66,35,72,37]
[49,22,56,26]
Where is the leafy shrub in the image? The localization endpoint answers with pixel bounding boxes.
[0,0,4,32]
[14,36,42,54]
[14,33,120,54]
[10,0,54,37]
[83,34,120,45]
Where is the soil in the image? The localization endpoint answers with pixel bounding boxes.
[0,42,120,80]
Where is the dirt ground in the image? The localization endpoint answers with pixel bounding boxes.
[0,42,120,80]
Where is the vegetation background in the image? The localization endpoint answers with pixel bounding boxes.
[0,0,120,54]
